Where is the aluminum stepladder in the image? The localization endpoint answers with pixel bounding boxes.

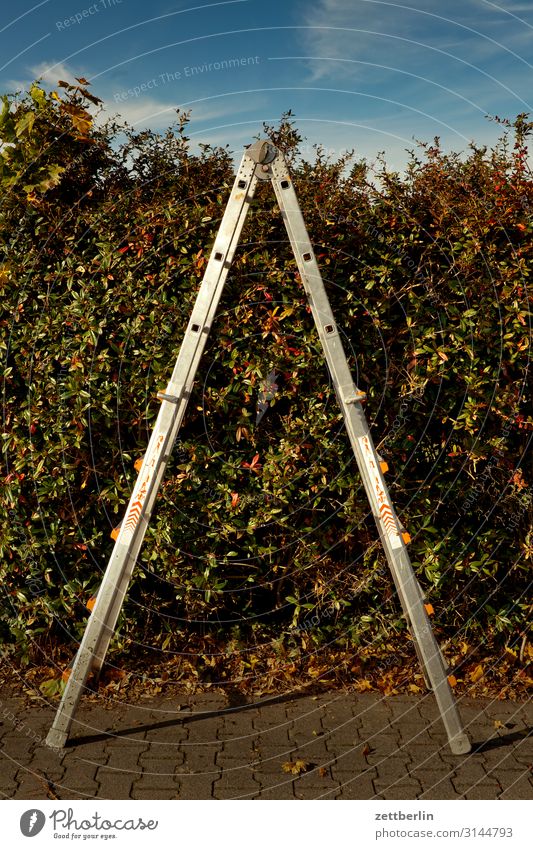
[46,139,471,755]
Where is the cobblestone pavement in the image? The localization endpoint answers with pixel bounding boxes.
[1,690,531,800]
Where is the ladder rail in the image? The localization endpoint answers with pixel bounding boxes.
[269,154,470,755]
[46,155,259,748]
[90,170,261,675]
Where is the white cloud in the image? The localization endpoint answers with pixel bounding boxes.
[30,60,79,87]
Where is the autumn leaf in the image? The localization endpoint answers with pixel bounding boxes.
[424,603,434,615]
[494,719,505,730]
[504,647,517,665]
[86,597,96,611]
[282,759,311,775]
[70,110,92,136]
[318,767,329,778]
[230,492,239,508]
[362,742,373,760]
[447,675,457,687]
[470,664,484,683]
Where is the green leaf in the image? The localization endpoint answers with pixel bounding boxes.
[15,110,35,137]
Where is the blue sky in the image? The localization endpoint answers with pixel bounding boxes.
[1,0,533,170]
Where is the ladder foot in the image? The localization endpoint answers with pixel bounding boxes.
[45,728,68,750]
[448,732,472,756]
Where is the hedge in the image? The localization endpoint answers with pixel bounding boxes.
[1,82,531,690]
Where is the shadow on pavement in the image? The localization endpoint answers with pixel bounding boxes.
[471,727,532,753]
[66,689,314,747]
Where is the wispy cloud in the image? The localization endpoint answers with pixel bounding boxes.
[8,59,240,131]
[298,0,533,83]
[30,59,77,87]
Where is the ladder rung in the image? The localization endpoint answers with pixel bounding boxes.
[157,391,180,404]
[344,392,367,404]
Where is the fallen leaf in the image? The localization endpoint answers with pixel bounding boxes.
[282,759,311,775]
[318,767,328,778]
[424,603,434,615]
[494,720,505,729]
[447,675,457,687]
[470,664,484,683]
[362,742,373,759]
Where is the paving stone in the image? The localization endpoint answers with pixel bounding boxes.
[175,774,219,799]
[373,776,421,793]
[510,742,533,764]
[331,774,376,799]
[364,737,406,758]
[220,710,259,731]
[408,768,456,789]
[289,726,327,745]
[181,745,222,773]
[139,742,184,760]
[1,689,532,801]
[54,781,99,798]
[495,768,532,788]
[250,755,291,776]
[96,772,135,799]
[255,726,293,747]
[453,775,500,793]
[461,784,502,800]
[286,702,324,722]
[252,705,291,728]
[140,753,186,772]
[12,777,53,800]
[253,779,295,799]
[418,782,463,800]
[497,777,533,799]
[215,749,258,769]
[103,747,145,772]
[143,725,189,744]
[132,787,178,799]
[213,774,260,799]
[185,719,224,743]
[372,783,423,800]
[0,739,36,765]
[453,760,493,782]
[293,782,341,799]
[367,758,412,780]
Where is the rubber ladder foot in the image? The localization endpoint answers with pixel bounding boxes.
[45,728,68,749]
[449,732,472,755]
